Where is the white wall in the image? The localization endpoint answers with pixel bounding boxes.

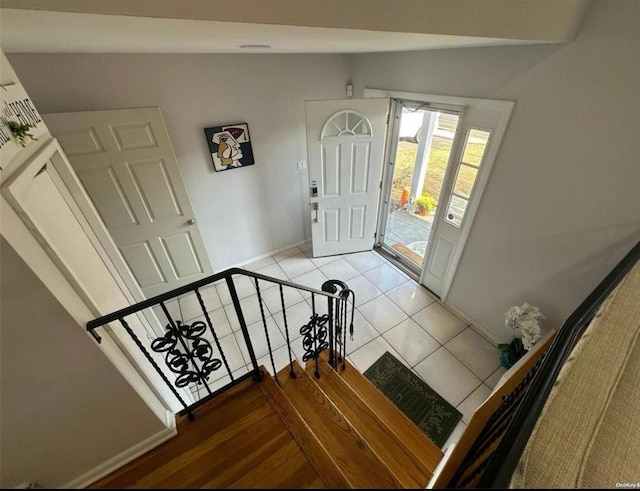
[0,240,168,488]
[1,51,172,488]
[6,53,351,270]
[352,0,640,341]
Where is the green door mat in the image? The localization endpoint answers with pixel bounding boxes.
[363,351,462,448]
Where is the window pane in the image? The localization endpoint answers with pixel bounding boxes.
[445,195,468,227]
[422,112,459,205]
[390,111,419,208]
[462,129,490,166]
[453,164,478,199]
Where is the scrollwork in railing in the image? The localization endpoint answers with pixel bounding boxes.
[300,312,329,362]
[87,267,353,416]
[151,320,222,388]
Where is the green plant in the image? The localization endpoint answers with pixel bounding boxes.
[415,192,437,213]
[6,120,37,147]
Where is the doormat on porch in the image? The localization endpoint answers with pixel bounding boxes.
[390,242,423,267]
[363,351,462,448]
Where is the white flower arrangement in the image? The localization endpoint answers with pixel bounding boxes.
[504,302,545,351]
[500,303,545,368]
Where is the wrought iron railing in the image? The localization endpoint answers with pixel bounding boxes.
[87,267,355,419]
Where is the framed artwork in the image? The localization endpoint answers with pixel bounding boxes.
[204,123,255,172]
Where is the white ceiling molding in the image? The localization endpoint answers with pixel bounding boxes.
[1,0,592,41]
[0,0,591,54]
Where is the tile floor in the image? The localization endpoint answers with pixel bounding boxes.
[170,241,507,451]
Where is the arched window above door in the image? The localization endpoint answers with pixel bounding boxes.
[321,110,372,139]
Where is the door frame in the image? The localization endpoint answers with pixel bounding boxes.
[50,136,173,340]
[1,138,191,418]
[365,88,514,301]
[376,97,464,276]
[51,136,151,313]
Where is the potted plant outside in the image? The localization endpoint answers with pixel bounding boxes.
[414,193,437,216]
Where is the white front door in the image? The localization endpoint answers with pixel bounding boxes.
[43,107,213,298]
[305,98,389,257]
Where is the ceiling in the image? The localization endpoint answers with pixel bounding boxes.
[0,1,591,54]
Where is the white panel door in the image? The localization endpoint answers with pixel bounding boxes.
[43,107,213,297]
[305,98,388,257]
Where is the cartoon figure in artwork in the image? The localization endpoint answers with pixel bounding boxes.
[212,131,243,169]
[206,124,253,172]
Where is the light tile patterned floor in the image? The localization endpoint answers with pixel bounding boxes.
[176,242,507,451]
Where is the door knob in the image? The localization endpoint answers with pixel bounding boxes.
[187,219,196,225]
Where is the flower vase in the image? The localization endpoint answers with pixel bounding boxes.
[500,349,513,369]
[499,337,525,370]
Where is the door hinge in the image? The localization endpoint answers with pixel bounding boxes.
[374,232,377,239]
[379,180,382,189]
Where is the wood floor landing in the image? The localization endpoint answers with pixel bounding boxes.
[88,357,443,489]
[88,375,326,489]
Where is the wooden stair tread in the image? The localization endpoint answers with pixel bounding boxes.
[277,360,402,489]
[319,351,444,475]
[306,357,431,488]
[258,365,351,489]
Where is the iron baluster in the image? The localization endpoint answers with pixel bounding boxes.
[311,293,320,378]
[194,288,234,382]
[334,291,342,368]
[279,284,296,379]
[344,296,349,368]
[339,295,346,368]
[254,278,279,385]
[327,294,335,368]
[346,289,355,367]
[118,316,189,413]
[226,276,262,381]
[323,282,336,368]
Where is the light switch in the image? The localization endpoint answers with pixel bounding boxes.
[297,160,307,170]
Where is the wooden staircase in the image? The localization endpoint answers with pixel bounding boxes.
[274,354,444,488]
[90,352,443,489]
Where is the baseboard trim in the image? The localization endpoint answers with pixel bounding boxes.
[226,239,311,270]
[441,301,502,346]
[62,412,177,489]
